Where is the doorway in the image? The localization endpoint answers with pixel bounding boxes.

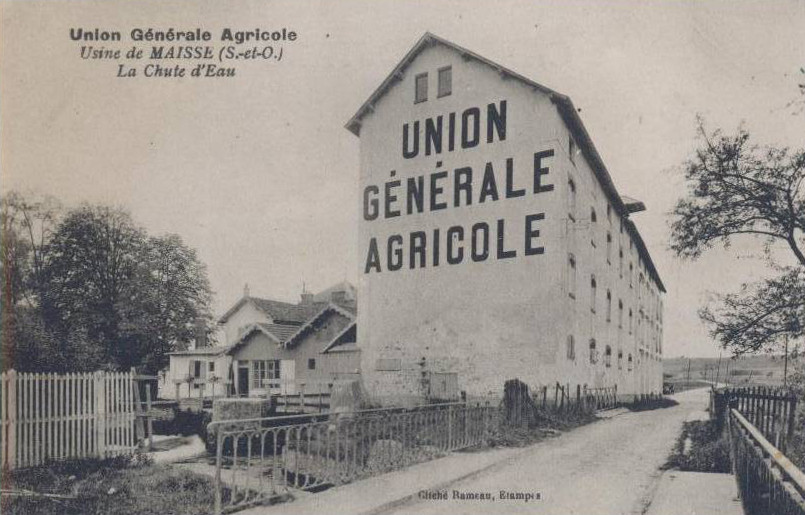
[238,366,249,397]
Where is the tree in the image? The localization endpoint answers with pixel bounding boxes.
[1,194,214,373]
[136,234,214,372]
[41,205,213,373]
[1,192,62,370]
[670,121,805,355]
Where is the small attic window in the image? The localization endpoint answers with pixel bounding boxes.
[437,66,452,98]
[415,72,428,103]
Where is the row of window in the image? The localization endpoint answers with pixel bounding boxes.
[249,359,318,389]
[566,336,634,370]
[568,257,661,337]
[414,66,452,103]
[566,157,663,324]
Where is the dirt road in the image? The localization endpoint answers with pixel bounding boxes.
[382,388,710,515]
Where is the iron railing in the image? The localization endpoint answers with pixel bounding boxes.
[729,408,805,515]
[713,386,797,451]
[207,401,502,514]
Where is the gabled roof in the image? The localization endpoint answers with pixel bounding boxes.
[218,296,327,325]
[321,322,357,354]
[255,323,299,343]
[344,32,665,293]
[283,302,356,349]
[225,321,301,355]
[168,345,233,357]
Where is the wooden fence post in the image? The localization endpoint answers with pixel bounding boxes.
[788,396,797,443]
[94,371,107,458]
[144,385,154,451]
[7,370,17,469]
[131,368,145,447]
[614,384,618,408]
[554,382,559,408]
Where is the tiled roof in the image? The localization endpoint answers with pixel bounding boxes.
[168,345,233,356]
[256,323,299,344]
[250,298,326,324]
[283,303,357,349]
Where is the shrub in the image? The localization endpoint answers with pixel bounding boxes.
[664,420,731,473]
[0,454,224,515]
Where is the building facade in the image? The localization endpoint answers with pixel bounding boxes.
[347,33,664,405]
[164,282,359,399]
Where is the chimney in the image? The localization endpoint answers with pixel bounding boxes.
[243,283,250,297]
[194,317,208,348]
[300,281,313,305]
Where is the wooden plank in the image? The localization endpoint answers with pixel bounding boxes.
[24,373,31,467]
[7,371,14,469]
[1,372,6,468]
[144,385,154,451]
[78,374,85,458]
[111,373,118,454]
[32,373,39,467]
[85,373,91,457]
[57,373,63,460]
[95,371,106,458]
[68,373,74,460]
[43,374,49,462]
[131,368,145,447]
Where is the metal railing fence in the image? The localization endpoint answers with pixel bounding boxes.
[713,386,797,451]
[729,408,805,515]
[207,401,501,514]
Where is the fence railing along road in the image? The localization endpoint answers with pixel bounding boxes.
[714,386,805,515]
[208,380,620,514]
[729,408,805,515]
[208,402,501,514]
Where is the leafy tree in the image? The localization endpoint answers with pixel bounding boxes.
[1,194,213,373]
[1,192,62,370]
[670,121,805,355]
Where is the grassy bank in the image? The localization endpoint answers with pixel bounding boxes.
[664,420,731,473]
[1,455,223,515]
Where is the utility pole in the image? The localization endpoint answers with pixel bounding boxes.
[686,359,691,386]
[784,334,789,388]
[715,353,722,387]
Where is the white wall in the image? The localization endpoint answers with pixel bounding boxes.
[221,300,270,345]
[355,43,663,405]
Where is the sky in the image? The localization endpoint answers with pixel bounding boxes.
[2,0,804,358]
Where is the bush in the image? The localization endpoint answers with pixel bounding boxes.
[626,397,679,412]
[0,454,226,515]
[664,420,731,473]
[153,409,211,440]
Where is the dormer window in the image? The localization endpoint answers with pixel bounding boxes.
[415,72,428,103]
[437,66,452,98]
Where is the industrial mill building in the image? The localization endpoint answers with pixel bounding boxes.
[346,33,664,405]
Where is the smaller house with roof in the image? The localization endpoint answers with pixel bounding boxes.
[228,301,358,397]
[165,283,359,399]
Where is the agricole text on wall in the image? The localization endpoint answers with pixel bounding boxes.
[363,100,556,273]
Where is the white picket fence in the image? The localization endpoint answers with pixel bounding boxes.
[1,370,137,469]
